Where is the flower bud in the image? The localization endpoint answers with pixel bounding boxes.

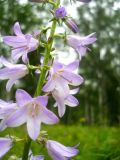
[55,7,67,19]
[64,19,79,33]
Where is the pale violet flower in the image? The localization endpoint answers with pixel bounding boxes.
[3,22,38,63]
[0,99,18,131]
[0,56,29,92]
[43,60,83,117]
[46,140,79,160]
[66,33,97,59]
[6,89,59,140]
[0,137,12,158]
[43,60,83,92]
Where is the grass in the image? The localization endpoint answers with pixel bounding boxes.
[1,125,120,160]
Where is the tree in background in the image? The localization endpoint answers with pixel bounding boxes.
[74,0,120,125]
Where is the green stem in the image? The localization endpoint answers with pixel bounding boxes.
[22,1,59,159]
[22,136,31,160]
[35,19,57,96]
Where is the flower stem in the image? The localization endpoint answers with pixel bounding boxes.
[22,136,32,160]
[35,0,59,96]
[35,19,57,96]
[22,1,59,159]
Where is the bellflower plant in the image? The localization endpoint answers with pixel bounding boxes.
[3,22,39,63]
[0,0,96,159]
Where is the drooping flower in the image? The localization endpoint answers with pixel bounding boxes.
[6,89,59,140]
[55,7,67,19]
[43,60,83,117]
[77,0,91,3]
[52,86,79,117]
[46,140,79,160]
[3,22,38,63]
[0,99,18,131]
[65,19,79,33]
[0,137,12,158]
[0,56,29,92]
[66,33,97,59]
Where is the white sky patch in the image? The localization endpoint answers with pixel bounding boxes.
[18,0,28,4]
[113,2,120,10]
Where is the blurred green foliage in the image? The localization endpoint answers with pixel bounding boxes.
[1,125,120,160]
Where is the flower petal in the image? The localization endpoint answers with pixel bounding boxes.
[0,68,12,80]
[6,107,27,127]
[52,89,66,117]
[65,95,79,107]
[0,138,12,158]
[82,32,97,45]
[3,36,26,48]
[40,107,59,124]
[65,60,79,71]
[76,46,87,58]
[35,96,48,107]
[70,88,79,95]
[12,47,27,62]
[6,79,16,92]
[13,22,23,36]
[42,78,55,92]
[0,56,14,68]
[61,71,84,86]
[31,155,44,160]
[47,148,64,160]
[0,120,7,131]
[16,89,32,107]
[27,115,41,140]
[22,53,29,64]
[55,77,69,97]
[52,61,63,73]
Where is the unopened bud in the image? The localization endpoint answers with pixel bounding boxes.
[55,7,67,19]
[64,19,79,33]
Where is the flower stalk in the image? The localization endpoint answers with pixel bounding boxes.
[22,0,60,159]
[35,0,59,96]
